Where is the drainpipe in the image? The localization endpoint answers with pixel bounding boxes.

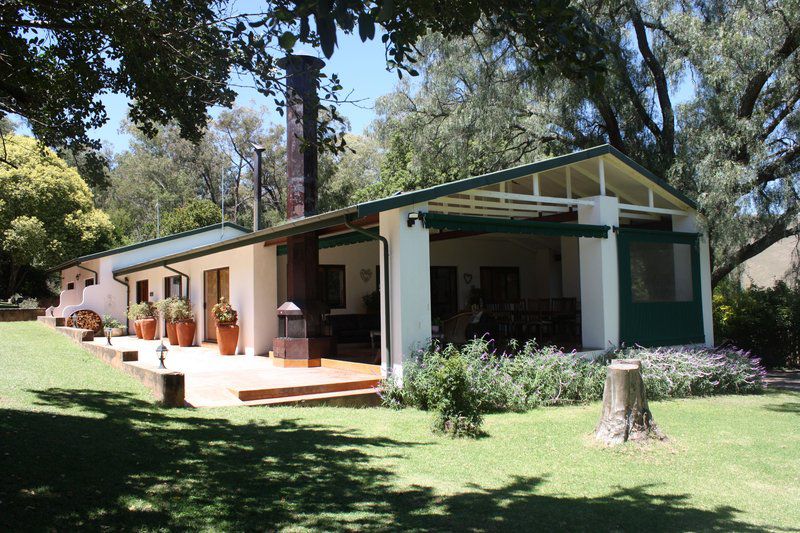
[76,262,99,284]
[112,274,130,331]
[344,219,392,375]
[163,264,190,300]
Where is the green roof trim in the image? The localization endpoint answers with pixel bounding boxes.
[354,144,696,218]
[50,221,250,273]
[422,213,610,239]
[277,226,379,256]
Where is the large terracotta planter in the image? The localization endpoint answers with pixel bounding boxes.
[133,320,143,339]
[175,320,196,347]
[165,321,179,345]
[139,317,157,340]
[215,322,239,355]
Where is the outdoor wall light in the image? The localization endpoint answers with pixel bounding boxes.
[156,341,168,369]
[407,211,422,227]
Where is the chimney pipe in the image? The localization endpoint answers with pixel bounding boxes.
[277,54,325,220]
[272,53,335,364]
[252,144,265,231]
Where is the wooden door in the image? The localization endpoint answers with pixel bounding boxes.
[203,268,230,342]
[135,280,149,304]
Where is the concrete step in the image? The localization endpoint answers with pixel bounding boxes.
[242,388,380,407]
[228,377,381,402]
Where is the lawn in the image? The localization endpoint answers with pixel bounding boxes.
[1,322,798,531]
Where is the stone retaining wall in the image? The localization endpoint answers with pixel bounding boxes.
[0,308,46,322]
[40,321,185,407]
[37,316,65,328]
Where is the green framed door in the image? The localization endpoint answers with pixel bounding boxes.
[618,228,704,346]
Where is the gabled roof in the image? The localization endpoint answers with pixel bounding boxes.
[49,221,250,272]
[112,145,697,276]
[354,144,696,216]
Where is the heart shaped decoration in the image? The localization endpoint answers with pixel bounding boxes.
[360,268,373,283]
[463,273,473,284]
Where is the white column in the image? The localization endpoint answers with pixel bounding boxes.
[673,214,714,346]
[249,243,278,356]
[578,196,619,349]
[379,203,432,378]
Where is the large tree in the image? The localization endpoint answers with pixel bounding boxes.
[372,0,800,287]
[1,0,603,176]
[0,134,114,297]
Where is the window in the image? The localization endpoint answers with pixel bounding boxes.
[480,267,521,304]
[84,278,95,287]
[318,265,346,309]
[66,282,75,291]
[629,241,694,302]
[164,275,182,298]
[135,280,149,304]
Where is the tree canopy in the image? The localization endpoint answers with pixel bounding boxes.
[1,0,603,173]
[0,134,114,296]
[370,0,800,286]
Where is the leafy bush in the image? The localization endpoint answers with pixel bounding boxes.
[155,297,179,323]
[382,339,766,416]
[101,315,122,329]
[714,281,800,368]
[616,346,766,399]
[430,354,483,437]
[18,297,39,309]
[171,298,194,321]
[127,302,155,320]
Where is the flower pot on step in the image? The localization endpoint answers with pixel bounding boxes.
[175,320,196,347]
[139,317,157,340]
[133,320,143,339]
[166,321,179,345]
[215,322,239,355]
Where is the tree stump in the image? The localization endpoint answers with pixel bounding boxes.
[594,360,664,445]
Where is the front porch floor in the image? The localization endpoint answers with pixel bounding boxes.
[85,336,381,408]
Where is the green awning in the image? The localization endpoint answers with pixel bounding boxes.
[422,213,610,238]
[277,226,379,256]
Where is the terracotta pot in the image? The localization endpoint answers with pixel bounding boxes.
[139,317,157,340]
[165,321,179,345]
[133,319,143,339]
[215,322,239,355]
[175,320,196,347]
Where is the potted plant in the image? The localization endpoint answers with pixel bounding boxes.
[211,297,239,355]
[138,302,158,340]
[172,298,196,347]
[155,297,179,345]
[363,290,380,314]
[127,303,146,338]
[102,314,127,337]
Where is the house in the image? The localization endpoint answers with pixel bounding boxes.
[49,144,713,377]
[48,55,713,379]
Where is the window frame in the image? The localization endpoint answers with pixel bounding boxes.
[318,264,347,310]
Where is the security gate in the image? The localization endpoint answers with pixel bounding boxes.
[617,228,704,346]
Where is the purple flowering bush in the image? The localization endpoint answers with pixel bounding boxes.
[616,345,766,400]
[381,339,766,414]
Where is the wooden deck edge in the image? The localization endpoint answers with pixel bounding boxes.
[320,358,382,376]
[229,378,381,402]
[243,388,381,407]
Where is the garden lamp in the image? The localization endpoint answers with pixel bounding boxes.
[156,341,168,369]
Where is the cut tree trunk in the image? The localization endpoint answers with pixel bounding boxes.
[595,360,664,445]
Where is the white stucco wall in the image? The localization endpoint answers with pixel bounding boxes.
[429,235,560,310]
[55,224,248,322]
[125,242,278,355]
[277,239,381,315]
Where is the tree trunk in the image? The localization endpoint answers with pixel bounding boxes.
[595,360,664,445]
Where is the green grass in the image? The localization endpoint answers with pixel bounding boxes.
[1,322,799,531]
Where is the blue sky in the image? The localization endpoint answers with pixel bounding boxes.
[93,33,399,153]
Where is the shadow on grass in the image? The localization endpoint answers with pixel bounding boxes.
[0,389,771,531]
